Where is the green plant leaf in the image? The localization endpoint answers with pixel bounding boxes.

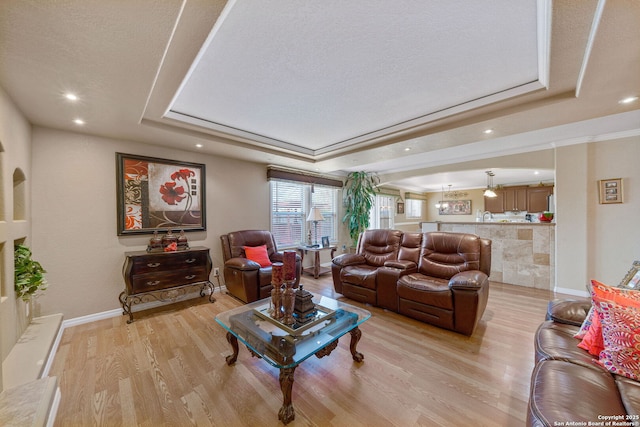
[14,244,47,301]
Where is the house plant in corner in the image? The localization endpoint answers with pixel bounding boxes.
[14,244,48,302]
[342,171,379,247]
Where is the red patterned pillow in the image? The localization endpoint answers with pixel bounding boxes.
[243,245,272,267]
[591,280,640,379]
[574,306,595,339]
[577,310,604,356]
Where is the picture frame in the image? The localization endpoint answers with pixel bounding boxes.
[619,261,640,290]
[116,153,206,235]
[439,200,472,215]
[598,178,623,204]
[321,236,330,247]
[397,202,405,214]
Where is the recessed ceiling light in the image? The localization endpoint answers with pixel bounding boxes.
[404,147,411,151]
[483,129,493,134]
[619,96,638,104]
[195,143,203,148]
[73,119,85,125]
[64,93,78,101]
[534,171,540,175]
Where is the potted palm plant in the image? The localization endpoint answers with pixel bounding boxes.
[14,244,48,301]
[342,171,379,247]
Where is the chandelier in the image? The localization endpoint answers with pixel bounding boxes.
[443,184,468,199]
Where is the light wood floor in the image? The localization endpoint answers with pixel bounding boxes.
[49,275,574,427]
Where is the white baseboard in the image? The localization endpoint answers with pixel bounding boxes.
[554,286,589,298]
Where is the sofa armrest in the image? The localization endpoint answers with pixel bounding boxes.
[448,270,489,290]
[384,260,417,270]
[546,300,591,326]
[332,253,366,267]
[224,257,261,271]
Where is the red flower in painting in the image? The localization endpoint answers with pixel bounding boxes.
[171,169,195,182]
[159,182,186,205]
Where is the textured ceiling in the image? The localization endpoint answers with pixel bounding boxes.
[168,0,541,153]
[1,0,639,192]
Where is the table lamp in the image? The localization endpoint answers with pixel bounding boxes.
[306,207,324,247]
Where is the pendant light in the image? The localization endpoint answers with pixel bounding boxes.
[483,171,497,198]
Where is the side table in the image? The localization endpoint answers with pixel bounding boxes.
[297,245,336,279]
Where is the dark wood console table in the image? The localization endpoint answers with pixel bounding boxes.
[120,246,215,323]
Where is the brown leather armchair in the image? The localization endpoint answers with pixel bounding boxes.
[220,230,301,303]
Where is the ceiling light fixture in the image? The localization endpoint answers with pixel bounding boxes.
[619,96,638,104]
[73,118,85,125]
[483,129,493,134]
[64,93,78,101]
[195,143,203,148]
[483,171,497,198]
[443,184,468,199]
[404,147,411,151]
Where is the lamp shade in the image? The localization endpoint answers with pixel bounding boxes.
[306,207,324,222]
[483,188,497,198]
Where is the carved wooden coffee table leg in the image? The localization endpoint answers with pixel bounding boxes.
[278,366,297,424]
[349,327,364,362]
[225,332,239,365]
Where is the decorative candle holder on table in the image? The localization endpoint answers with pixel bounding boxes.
[270,262,284,320]
[281,250,298,326]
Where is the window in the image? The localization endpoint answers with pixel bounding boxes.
[406,199,423,218]
[270,180,338,248]
[370,194,395,229]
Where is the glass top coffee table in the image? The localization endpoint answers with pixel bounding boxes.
[215,295,371,424]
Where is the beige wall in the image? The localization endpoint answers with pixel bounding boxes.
[424,188,486,222]
[30,127,270,319]
[0,86,33,383]
[556,137,640,295]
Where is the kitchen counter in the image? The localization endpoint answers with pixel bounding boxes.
[425,222,555,290]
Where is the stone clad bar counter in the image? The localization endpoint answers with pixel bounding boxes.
[434,222,555,290]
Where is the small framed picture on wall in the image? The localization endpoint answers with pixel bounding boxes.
[598,178,623,204]
[397,202,405,214]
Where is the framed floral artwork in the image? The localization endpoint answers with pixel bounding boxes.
[116,153,206,235]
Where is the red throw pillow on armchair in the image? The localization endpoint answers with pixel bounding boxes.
[243,245,272,267]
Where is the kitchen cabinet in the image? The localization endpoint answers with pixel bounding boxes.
[527,186,554,213]
[504,187,528,212]
[484,185,554,213]
[484,191,506,213]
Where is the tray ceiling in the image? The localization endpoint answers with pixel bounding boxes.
[163,0,546,156]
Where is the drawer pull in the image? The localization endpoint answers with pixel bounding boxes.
[185,258,197,264]
[146,280,160,286]
[184,274,196,280]
[147,262,161,268]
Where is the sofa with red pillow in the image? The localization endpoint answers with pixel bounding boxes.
[528,282,640,426]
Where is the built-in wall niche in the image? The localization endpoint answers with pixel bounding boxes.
[0,242,5,297]
[0,140,4,221]
[13,168,26,221]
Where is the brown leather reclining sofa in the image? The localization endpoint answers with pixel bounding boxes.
[331,229,491,336]
[528,300,640,425]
